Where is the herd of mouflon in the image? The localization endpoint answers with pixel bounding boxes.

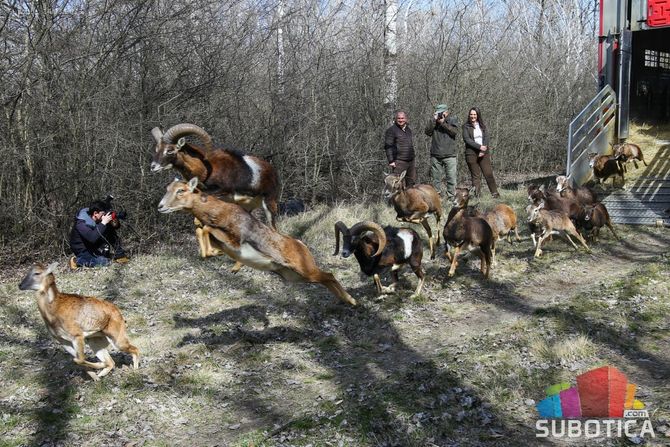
[19,124,646,380]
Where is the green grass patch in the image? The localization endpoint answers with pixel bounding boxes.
[0,414,22,432]
[315,372,335,380]
[120,370,145,390]
[288,415,318,430]
[352,340,375,350]
[314,336,339,351]
[90,379,113,396]
[0,437,30,447]
[635,311,660,323]
[0,348,12,362]
[242,349,272,364]
[173,371,212,389]
[35,401,80,425]
[130,288,145,298]
[355,401,391,433]
[410,293,429,304]
[233,430,268,447]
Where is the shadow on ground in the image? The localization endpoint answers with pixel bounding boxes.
[170,266,553,446]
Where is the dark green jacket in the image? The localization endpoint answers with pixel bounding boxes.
[425,115,459,158]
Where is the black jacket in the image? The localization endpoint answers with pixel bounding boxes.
[384,124,415,162]
[425,115,459,158]
[462,121,490,155]
[69,208,109,256]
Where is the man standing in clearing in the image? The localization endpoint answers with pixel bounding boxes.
[384,110,416,187]
[425,104,459,200]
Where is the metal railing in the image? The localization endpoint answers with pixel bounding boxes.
[566,85,617,186]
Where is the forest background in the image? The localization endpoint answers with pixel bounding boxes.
[0,0,597,259]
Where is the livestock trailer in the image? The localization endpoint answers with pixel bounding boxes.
[600,0,670,136]
[567,0,670,225]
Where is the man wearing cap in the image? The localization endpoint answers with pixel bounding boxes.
[425,104,459,200]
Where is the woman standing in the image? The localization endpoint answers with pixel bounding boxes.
[462,107,500,198]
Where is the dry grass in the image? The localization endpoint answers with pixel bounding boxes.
[0,187,669,446]
[622,122,670,183]
[529,335,597,364]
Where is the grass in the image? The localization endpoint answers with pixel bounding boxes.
[529,335,597,364]
[315,372,335,381]
[0,184,669,445]
[622,122,670,183]
[233,431,268,447]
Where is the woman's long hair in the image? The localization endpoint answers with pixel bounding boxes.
[467,107,486,130]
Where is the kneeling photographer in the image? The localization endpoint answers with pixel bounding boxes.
[69,196,128,268]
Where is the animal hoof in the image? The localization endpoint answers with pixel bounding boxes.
[86,371,100,381]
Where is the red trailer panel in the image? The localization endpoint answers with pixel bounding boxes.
[648,0,670,27]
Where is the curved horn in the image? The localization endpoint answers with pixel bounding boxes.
[151,127,163,145]
[162,123,214,151]
[349,221,387,257]
[333,221,349,256]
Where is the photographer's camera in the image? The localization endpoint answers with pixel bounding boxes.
[100,195,127,221]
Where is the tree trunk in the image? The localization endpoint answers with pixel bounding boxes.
[384,0,398,116]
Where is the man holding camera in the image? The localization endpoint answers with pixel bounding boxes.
[384,110,416,187]
[68,199,128,268]
[425,104,459,200]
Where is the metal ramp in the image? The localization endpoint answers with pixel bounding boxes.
[565,83,670,226]
[566,85,616,186]
[600,144,670,226]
